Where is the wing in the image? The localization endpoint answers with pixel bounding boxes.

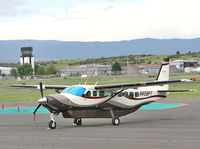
[95,79,192,90]
[11,84,68,90]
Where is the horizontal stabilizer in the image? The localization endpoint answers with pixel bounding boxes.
[158,89,196,92]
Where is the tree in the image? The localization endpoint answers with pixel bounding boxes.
[147,60,152,64]
[176,51,180,55]
[17,64,33,76]
[112,61,122,75]
[45,65,57,75]
[10,67,18,77]
[36,66,45,75]
[34,64,40,74]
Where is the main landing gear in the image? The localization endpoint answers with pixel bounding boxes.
[49,113,56,129]
[74,118,82,125]
[109,109,120,126]
[112,117,120,126]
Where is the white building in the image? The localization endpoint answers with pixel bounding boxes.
[0,67,12,75]
[170,60,199,72]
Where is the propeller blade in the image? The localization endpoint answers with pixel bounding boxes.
[39,80,43,98]
[33,104,41,114]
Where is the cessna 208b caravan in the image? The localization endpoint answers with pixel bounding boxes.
[11,58,194,129]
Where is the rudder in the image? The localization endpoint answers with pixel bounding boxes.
[156,58,170,89]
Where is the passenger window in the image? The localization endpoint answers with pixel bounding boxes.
[135,92,139,97]
[99,91,105,97]
[93,91,97,96]
[85,91,91,97]
[124,92,128,97]
[108,91,113,97]
[129,92,134,98]
[117,92,122,97]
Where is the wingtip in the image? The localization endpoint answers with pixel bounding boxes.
[180,79,192,82]
[189,89,197,92]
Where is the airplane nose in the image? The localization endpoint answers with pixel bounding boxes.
[38,97,47,104]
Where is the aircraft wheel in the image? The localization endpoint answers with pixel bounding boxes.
[74,118,82,125]
[112,117,120,126]
[49,120,56,129]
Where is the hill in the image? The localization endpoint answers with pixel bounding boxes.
[35,53,199,69]
[0,38,200,63]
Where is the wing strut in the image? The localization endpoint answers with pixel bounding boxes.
[97,88,125,107]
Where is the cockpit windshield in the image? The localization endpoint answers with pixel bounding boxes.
[62,87,86,96]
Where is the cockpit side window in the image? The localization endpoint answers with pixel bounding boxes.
[85,91,91,97]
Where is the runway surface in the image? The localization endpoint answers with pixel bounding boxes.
[0,98,200,149]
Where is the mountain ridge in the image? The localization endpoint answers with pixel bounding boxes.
[0,38,200,62]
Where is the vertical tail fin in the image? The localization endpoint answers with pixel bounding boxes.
[156,58,170,89]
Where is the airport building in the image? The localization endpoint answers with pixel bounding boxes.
[170,60,199,72]
[59,63,178,77]
[0,67,12,75]
[59,60,200,77]
[59,64,112,77]
[0,67,12,79]
[127,64,178,75]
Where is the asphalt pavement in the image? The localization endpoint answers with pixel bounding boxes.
[0,98,200,149]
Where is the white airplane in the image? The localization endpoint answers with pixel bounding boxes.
[11,58,195,129]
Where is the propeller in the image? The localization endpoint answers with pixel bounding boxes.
[33,80,44,114]
[33,104,41,114]
[39,80,43,98]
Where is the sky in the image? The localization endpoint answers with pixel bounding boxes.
[0,0,200,41]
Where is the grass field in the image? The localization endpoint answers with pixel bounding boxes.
[0,73,199,102]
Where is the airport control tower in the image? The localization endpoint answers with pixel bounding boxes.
[20,47,35,71]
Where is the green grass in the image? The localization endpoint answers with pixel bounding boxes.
[0,74,199,102]
[0,88,55,102]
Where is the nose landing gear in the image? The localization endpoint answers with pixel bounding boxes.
[49,113,57,129]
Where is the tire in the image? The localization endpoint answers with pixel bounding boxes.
[112,117,120,126]
[49,120,56,129]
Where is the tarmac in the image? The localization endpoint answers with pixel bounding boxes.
[0,98,200,149]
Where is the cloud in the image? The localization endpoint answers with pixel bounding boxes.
[1,0,200,41]
[0,0,29,16]
[102,6,114,11]
[65,4,75,11]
